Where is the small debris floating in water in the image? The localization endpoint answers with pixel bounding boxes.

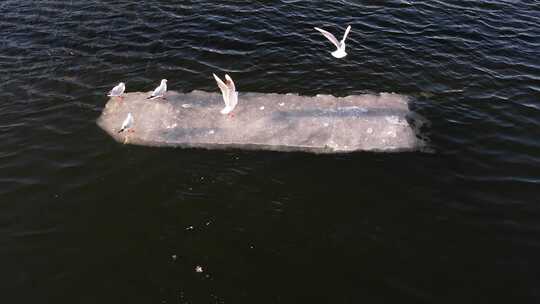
[195,265,204,273]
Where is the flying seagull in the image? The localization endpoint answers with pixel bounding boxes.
[118,112,134,133]
[108,82,125,99]
[314,25,351,58]
[213,73,238,115]
[147,79,167,99]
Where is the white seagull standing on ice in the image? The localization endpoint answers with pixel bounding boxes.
[147,79,167,99]
[108,82,125,99]
[213,73,238,115]
[118,112,134,133]
[314,25,352,58]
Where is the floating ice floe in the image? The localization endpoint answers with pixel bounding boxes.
[97,90,425,153]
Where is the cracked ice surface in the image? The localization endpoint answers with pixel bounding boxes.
[97,90,422,153]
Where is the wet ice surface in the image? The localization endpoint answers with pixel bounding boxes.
[97,90,422,153]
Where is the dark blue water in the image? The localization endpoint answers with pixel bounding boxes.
[1,0,540,303]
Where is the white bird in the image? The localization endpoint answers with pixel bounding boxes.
[118,112,134,133]
[147,79,167,99]
[314,25,352,58]
[108,82,125,98]
[213,73,238,115]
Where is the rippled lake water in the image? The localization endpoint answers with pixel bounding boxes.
[1,0,539,303]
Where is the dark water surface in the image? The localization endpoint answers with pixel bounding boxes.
[2,0,540,303]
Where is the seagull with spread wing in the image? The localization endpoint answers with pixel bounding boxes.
[314,25,352,58]
[213,73,238,116]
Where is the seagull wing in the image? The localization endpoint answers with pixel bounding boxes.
[150,85,160,97]
[225,74,235,93]
[314,27,341,49]
[341,25,351,44]
[113,85,123,95]
[213,73,230,107]
[225,74,238,110]
[160,82,167,95]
